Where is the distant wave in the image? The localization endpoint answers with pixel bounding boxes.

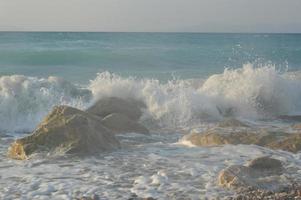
[1,64,301,133]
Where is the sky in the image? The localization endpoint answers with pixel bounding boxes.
[0,0,301,33]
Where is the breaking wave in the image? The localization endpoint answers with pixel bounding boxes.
[0,75,91,132]
[1,63,301,132]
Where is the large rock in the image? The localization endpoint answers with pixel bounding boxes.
[86,97,145,121]
[247,156,283,173]
[218,157,288,191]
[102,113,149,134]
[183,127,301,153]
[267,133,301,153]
[8,106,120,160]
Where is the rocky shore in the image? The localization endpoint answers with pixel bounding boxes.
[5,97,301,199]
[7,97,149,159]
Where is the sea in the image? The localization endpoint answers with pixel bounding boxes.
[0,32,301,199]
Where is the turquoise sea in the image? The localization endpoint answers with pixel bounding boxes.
[1,32,301,82]
[0,32,301,199]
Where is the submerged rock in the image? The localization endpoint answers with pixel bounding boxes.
[218,157,288,191]
[183,127,301,153]
[102,113,149,134]
[86,97,145,121]
[8,106,120,160]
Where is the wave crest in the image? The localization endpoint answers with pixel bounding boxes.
[0,75,91,132]
[1,64,301,133]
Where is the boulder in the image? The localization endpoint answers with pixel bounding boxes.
[218,157,288,191]
[267,133,301,153]
[86,97,145,121]
[102,113,149,134]
[183,128,301,153]
[247,156,283,173]
[8,106,120,160]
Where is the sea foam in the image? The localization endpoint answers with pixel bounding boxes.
[1,64,301,133]
[0,75,91,132]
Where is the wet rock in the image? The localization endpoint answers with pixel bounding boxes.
[102,113,149,134]
[184,127,301,153]
[86,97,145,121]
[267,134,301,153]
[8,106,120,160]
[278,115,301,122]
[217,118,249,128]
[247,156,283,174]
[218,157,289,191]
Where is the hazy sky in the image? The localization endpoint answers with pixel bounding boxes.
[1,0,301,32]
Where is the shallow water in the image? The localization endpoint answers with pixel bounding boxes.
[1,32,301,199]
[1,124,301,200]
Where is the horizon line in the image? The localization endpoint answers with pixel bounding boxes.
[1,30,301,34]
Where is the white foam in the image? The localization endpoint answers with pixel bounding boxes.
[0,75,91,132]
[1,64,301,133]
[88,64,301,129]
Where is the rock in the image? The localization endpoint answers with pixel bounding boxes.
[8,106,120,160]
[102,113,149,134]
[86,97,145,121]
[267,134,301,153]
[293,123,301,130]
[218,157,289,191]
[183,128,301,153]
[278,115,301,122]
[247,156,283,173]
[217,118,249,128]
[218,165,254,189]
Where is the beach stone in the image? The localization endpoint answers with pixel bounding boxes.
[86,97,145,120]
[102,113,149,134]
[217,118,249,128]
[218,157,289,191]
[8,106,120,160]
[247,156,283,173]
[184,127,301,153]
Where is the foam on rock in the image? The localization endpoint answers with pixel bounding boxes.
[183,127,301,153]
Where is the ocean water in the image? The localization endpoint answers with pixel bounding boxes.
[0,32,301,199]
